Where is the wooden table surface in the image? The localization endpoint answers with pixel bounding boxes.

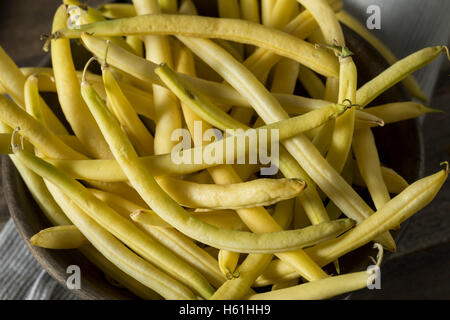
[0,0,449,299]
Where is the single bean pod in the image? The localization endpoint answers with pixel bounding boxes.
[356,46,448,108]
[248,270,372,300]
[53,14,340,78]
[30,225,89,249]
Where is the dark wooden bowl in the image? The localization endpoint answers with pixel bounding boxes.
[2,5,423,299]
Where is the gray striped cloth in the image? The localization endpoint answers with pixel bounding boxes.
[0,0,448,300]
[0,219,76,300]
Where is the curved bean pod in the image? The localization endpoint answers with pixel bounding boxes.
[51,5,112,159]
[102,63,154,156]
[54,14,340,78]
[30,225,89,249]
[353,128,391,210]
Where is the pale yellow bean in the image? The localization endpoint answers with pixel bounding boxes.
[353,128,391,210]
[30,225,89,249]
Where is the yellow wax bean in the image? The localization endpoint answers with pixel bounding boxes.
[211,253,273,300]
[264,0,299,29]
[126,36,144,57]
[98,45,348,290]
[80,244,163,300]
[353,166,410,195]
[132,209,247,231]
[299,0,344,162]
[336,10,427,102]
[51,5,112,159]
[353,128,391,210]
[0,95,84,159]
[248,271,370,300]
[24,73,54,126]
[240,0,260,25]
[218,0,244,60]
[296,0,345,46]
[9,156,71,226]
[326,156,354,220]
[214,39,244,62]
[306,165,448,267]
[64,0,135,53]
[311,77,339,156]
[267,24,337,283]
[30,225,89,249]
[0,47,67,134]
[356,46,448,108]
[102,61,155,156]
[80,33,341,114]
[274,94,383,126]
[21,73,89,157]
[244,0,342,81]
[307,27,326,46]
[271,59,300,94]
[326,56,357,173]
[254,259,299,287]
[4,138,162,300]
[379,167,410,194]
[89,188,148,216]
[133,0,181,155]
[156,176,306,210]
[0,67,156,120]
[298,65,326,99]
[11,83,213,298]
[186,170,213,184]
[97,3,136,19]
[54,14,340,78]
[218,250,241,279]
[272,278,299,292]
[261,0,275,26]
[7,0,444,300]
[359,102,442,129]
